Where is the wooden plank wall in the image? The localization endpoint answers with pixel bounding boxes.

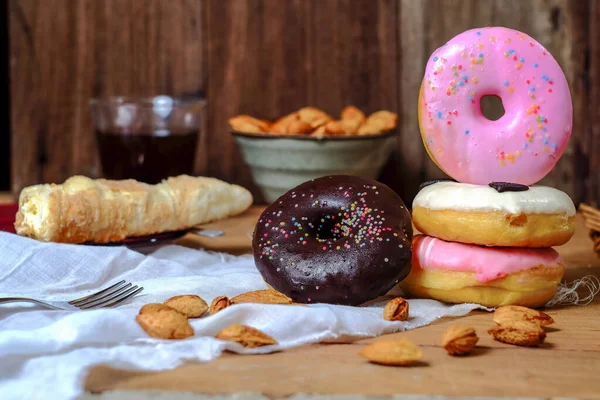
[0,4,9,191]
[398,0,590,203]
[7,0,598,205]
[589,0,600,208]
[9,0,205,191]
[206,0,398,200]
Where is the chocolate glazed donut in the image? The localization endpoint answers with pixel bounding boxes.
[252,175,413,305]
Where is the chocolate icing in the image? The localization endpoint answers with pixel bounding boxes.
[419,178,456,191]
[252,175,413,306]
[488,182,530,193]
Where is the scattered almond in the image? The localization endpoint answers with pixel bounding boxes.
[442,326,479,355]
[164,294,208,318]
[493,305,554,327]
[136,306,194,340]
[230,289,293,305]
[210,296,231,315]
[359,338,423,366]
[139,303,174,315]
[215,324,278,348]
[488,320,546,347]
[383,297,409,321]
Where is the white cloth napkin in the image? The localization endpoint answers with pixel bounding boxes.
[0,232,487,400]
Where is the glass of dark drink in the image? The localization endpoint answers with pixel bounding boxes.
[89,95,205,184]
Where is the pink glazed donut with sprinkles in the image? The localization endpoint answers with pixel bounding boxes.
[418,26,572,185]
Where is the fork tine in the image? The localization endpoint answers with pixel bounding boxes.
[79,285,143,309]
[99,286,144,308]
[72,282,131,307]
[69,280,127,305]
[75,283,133,309]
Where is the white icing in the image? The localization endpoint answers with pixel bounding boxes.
[413,182,576,216]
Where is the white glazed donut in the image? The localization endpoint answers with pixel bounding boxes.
[412,181,575,247]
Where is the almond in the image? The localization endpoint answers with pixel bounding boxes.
[442,326,479,355]
[230,289,292,305]
[136,307,194,340]
[139,303,174,315]
[358,338,423,366]
[493,305,554,327]
[488,320,546,347]
[383,297,409,321]
[164,294,208,318]
[215,324,278,348]
[210,296,231,315]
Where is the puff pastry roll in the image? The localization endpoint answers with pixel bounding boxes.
[15,175,253,244]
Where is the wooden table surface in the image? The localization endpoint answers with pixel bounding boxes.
[3,195,599,398]
[85,207,600,399]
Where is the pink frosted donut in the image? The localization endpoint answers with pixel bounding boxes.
[399,235,566,307]
[418,27,572,185]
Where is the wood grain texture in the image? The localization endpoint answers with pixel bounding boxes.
[587,0,600,206]
[397,0,590,204]
[7,0,598,205]
[0,4,10,191]
[204,0,306,201]
[84,210,600,398]
[206,0,398,202]
[396,0,431,201]
[9,0,205,194]
[87,333,600,398]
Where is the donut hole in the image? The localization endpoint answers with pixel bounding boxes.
[480,95,505,121]
[313,215,343,241]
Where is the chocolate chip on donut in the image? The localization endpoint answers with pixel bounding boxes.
[252,175,413,305]
[488,182,530,193]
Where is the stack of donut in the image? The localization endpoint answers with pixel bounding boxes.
[402,27,576,308]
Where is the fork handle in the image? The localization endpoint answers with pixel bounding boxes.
[0,297,62,310]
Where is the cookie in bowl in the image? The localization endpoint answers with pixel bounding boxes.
[230,106,399,202]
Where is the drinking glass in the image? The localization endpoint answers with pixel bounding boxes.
[89,95,205,184]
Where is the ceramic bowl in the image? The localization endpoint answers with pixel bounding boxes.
[233,130,398,203]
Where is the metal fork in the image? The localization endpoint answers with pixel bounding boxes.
[0,280,143,311]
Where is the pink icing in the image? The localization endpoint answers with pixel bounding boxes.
[413,235,564,283]
[419,27,572,185]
